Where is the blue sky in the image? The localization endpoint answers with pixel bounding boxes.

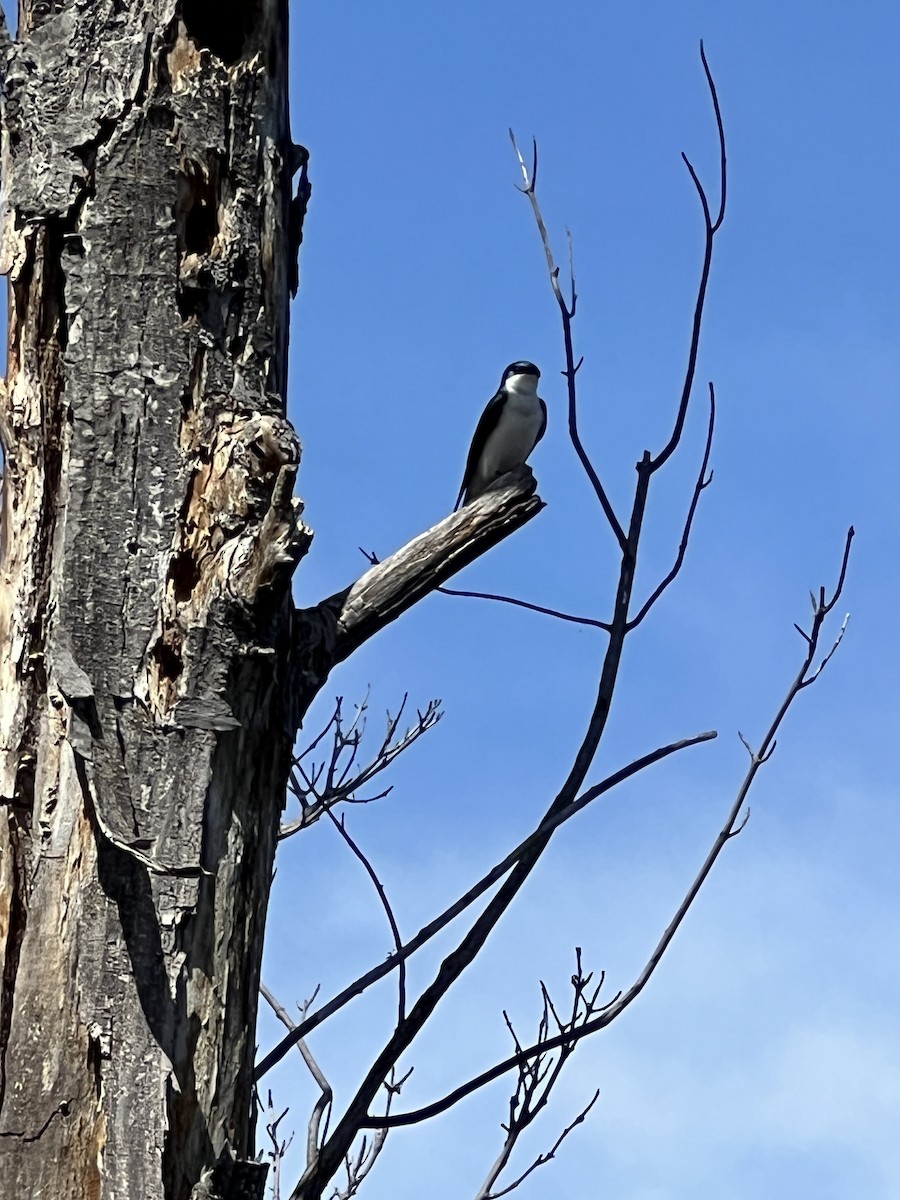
[3,1,898,1196]
[260,3,900,1198]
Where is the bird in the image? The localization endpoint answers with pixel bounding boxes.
[454,361,546,510]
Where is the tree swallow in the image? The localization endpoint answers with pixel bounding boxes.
[455,361,547,510]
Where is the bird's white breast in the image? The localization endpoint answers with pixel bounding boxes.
[479,391,544,478]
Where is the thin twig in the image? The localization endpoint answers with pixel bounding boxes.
[486,1091,600,1199]
[359,546,612,634]
[649,42,726,474]
[509,129,627,552]
[327,810,406,1023]
[628,382,716,630]
[261,1091,294,1200]
[475,951,603,1198]
[281,695,442,838]
[297,701,343,763]
[261,984,333,1165]
[438,583,611,631]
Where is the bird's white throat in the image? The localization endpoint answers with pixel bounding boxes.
[504,372,540,396]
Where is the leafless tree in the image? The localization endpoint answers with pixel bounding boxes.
[0,6,849,1199]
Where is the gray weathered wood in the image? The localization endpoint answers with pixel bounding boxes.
[335,467,542,661]
[0,4,305,1197]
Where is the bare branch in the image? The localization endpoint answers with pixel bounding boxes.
[565,227,577,315]
[509,129,627,551]
[261,984,333,1167]
[327,811,407,1023]
[821,528,854,614]
[649,44,726,473]
[296,702,342,763]
[737,730,756,761]
[255,730,714,1084]
[360,543,611,632]
[727,807,751,839]
[628,382,716,630]
[800,611,849,687]
[438,583,612,631]
[700,40,728,233]
[291,469,543,726]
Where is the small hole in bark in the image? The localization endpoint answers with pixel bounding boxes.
[175,155,226,267]
[185,196,216,255]
[149,105,175,131]
[182,0,262,65]
[169,549,202,603]
[176,284,204,325]
[177,166,219,258]
[151,640,184,681]
[86,1035,104,1101]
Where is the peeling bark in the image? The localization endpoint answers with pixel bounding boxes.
[0,4,542,1198]
[0,3,305,1196]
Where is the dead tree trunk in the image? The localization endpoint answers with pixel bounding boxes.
[0,5,539,1197]
[0,3,306,1196]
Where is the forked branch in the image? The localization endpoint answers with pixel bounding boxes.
[509,130,627,552]
[260,985,332,1171]
[628,382,716,630]
[281,694,442,837]
[474,950,603,1199]
[650,41,726,473]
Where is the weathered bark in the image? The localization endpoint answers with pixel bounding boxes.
[0,3,305,1197]
[0,4,542,1197]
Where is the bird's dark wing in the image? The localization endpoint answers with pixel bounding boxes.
[535,398,548,447]
[454,390,504,511]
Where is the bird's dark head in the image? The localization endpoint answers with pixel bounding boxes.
[501,361,541,394]
[503,360,540,382]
